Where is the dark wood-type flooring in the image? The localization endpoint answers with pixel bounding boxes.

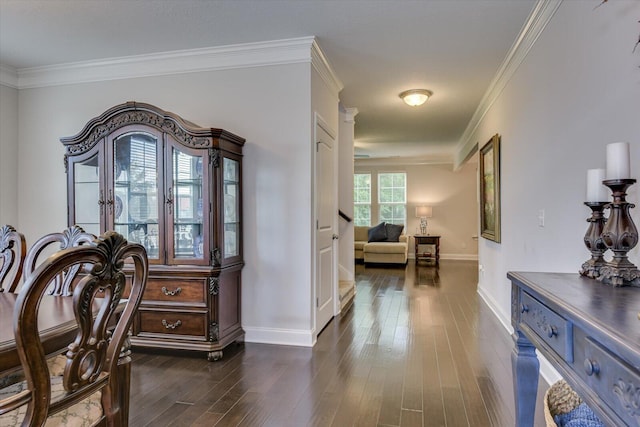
[129,260,548,426]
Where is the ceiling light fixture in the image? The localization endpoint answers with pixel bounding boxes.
[399,89,433,107]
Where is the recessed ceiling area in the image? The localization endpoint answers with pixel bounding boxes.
[0,0,537,162]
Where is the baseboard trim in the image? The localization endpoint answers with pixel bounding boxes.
[441,253,478,261]
[476,285,512,331]
[409,253,478,261]
[244,326,316,347]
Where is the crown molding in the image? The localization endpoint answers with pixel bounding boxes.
[355,156,454,168]
[454,0,562,169]
[4,37,326,89]
[0,65,19,89]
[311,39,344,96]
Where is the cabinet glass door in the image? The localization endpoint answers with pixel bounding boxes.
[113,132,161,260]
[170,147,206,262]
[223,157,240,259]
[72,152,102,236]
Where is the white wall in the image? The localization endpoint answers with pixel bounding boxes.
[473,0,640,332]
[310,63,341,336]
[355,160,479,259]
[13,62,325,344]
[0,84,18,225]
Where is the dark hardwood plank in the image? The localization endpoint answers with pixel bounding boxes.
[353,360,385,426]
[214,391,262,426]
[377,353,405,426]
[420,326,446,426]
[128,261,548,427]
[400,343,422,412]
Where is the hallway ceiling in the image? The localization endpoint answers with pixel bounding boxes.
[0,0,536,162]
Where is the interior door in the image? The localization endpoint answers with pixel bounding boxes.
[315,118,337,335]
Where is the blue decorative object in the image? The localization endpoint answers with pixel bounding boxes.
[554,403,604,427]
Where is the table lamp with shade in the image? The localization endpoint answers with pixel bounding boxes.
[415,206,433,235]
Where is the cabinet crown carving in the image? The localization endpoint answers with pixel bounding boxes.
[60,102,244,156]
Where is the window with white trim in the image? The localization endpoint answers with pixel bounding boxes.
[378,172,406,226]
[353,173,371,226]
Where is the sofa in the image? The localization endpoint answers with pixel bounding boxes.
[354,223,408,264]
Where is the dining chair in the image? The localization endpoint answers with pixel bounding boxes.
[21,225,98,378]
[23,225,96,296]
[0,225,26,293]
[0,230,148,426]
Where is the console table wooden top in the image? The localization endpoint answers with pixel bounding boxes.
[508,271,640,427]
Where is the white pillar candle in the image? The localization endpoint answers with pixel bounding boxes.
[586,168,609,202]
[606,142,630,180]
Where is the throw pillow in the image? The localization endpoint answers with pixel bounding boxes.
[368,222,387,242]
[385,223,404,242]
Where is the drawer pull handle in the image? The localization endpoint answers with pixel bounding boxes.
[521,304,529,313]
[162,319,182,330]
[584,359,600,376]
[161,286,182,296]
[546,325,558,338]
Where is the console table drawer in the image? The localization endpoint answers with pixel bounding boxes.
[583,338,640,426]
[521,292,572,362]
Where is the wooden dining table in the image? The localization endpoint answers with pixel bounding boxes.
[0,292,81,373]
[0,292,131,424]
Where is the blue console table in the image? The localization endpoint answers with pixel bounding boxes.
[509,271,640,427]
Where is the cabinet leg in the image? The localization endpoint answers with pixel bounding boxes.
[511,331,539,427]
[208,350,223,361]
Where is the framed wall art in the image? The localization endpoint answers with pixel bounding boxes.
[479,134,501,243]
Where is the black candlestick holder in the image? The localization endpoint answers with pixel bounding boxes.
[579,202,608,279]
[598,179,640,287]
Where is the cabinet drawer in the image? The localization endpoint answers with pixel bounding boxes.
[521,292,572,362]
[143,278,206,303]
[138,311,207,337]
[583,338,640,426]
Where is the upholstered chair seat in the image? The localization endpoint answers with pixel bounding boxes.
[0,375,103,426]
[0,352,103,426]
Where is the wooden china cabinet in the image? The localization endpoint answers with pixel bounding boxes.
[60,102,245,360]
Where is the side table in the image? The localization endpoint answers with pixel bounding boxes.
[414,235,440,265]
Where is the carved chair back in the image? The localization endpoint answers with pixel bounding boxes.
[0,231,148,426]
[0,225,26,293]
[23,225,96,296]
